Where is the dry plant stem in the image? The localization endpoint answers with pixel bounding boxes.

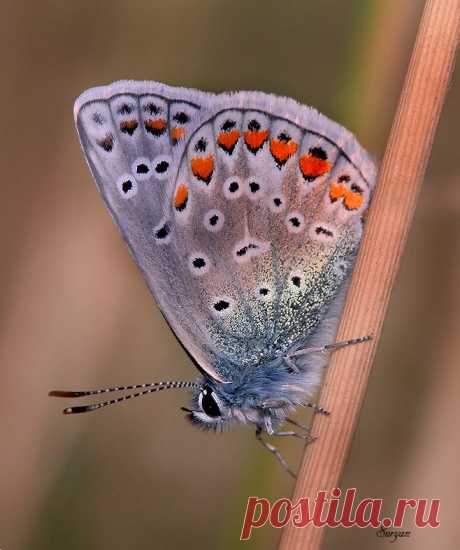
[279,1,460,549]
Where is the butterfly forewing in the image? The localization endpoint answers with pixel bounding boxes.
[75,81,377,383]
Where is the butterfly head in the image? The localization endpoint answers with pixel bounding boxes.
[183,359,312,433]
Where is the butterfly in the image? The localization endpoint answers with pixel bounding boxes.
[50,80,377,476]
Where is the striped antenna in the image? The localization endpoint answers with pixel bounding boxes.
[49,380,201,415]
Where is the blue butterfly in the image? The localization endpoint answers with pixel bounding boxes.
[50,81,376,476]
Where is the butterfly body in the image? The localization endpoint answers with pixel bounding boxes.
[67,81,376,452]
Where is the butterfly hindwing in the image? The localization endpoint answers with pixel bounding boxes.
[75,81,377,383]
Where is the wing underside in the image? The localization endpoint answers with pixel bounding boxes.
[75,81,377,382]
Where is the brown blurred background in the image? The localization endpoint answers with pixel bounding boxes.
[1,0,459,549]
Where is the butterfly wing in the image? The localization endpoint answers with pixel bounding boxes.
[75,81,377,384]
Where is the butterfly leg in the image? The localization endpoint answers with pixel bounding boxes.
[255,427,296,478]
[288,335,372,358]
[271,430,315,442]
[286,417,311,432]
[305,402,330,416]
[284,356,301,373]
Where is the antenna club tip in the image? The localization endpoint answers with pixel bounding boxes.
[49,390,85,398]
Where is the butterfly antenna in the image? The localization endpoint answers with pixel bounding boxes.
[49,381,201,415]
[48,380,198,398]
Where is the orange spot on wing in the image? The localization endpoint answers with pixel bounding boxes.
[97,133,114,152]
[174,184,188,211]
[191,155,214,183]
[144,118,167,136]
[120,120,138,129]
[299,155,331,179]
[329,182,347,201]
[329,183,364,210]
[171,127,185,140]
[244,129,269,152]
[120,120,138,135]
[270,139,298,165]
[217,130,240,153]
[145,118,166,130]
[344,192,364,210]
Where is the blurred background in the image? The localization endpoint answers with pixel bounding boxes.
[1,0,458,548]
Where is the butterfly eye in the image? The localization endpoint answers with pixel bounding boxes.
[199,388,221,418]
